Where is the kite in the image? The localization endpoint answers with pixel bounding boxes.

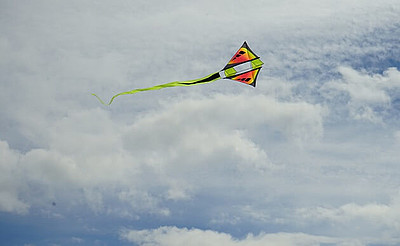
[93,41,263,105]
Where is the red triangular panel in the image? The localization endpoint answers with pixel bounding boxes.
[229,68,261,87]
[224,42,259,70]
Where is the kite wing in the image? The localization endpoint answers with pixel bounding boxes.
[93,41,263,105]
[225,67,261,87]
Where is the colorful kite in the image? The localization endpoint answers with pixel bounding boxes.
[93,41,263,105]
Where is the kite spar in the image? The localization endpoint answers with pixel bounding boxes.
[93,41,263,105]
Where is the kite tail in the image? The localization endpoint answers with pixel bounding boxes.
[92,72,221,105]
[91,93,110,106]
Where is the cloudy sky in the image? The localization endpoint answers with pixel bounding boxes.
[1,0,400,245]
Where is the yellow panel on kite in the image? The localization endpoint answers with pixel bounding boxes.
[224,67,237,77]
[251,58,264,69]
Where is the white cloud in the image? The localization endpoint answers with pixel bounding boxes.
[323,67,400,122]
[120,226,361,246]
[71,237,84,244]
[125,94,323,146]
[336,67,391,104]
[0,92,323,216]
[296,192,400,239]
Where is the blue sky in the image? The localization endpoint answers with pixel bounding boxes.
[1,0,400,245]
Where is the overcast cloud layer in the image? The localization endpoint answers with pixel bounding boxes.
[1,0,400,245]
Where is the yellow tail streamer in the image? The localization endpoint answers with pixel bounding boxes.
[92,72,221,105]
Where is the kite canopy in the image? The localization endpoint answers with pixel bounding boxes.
[93,41,263,105]
[221,41,263,87]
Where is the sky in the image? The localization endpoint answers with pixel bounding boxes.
[1,0,400,245]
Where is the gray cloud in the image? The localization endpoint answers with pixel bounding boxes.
[0,141,29,214]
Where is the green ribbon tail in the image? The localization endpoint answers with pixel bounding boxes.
[91,93,110,106]
[92,72,221,105]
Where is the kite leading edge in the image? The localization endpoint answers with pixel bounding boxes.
[92,41,263,105]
